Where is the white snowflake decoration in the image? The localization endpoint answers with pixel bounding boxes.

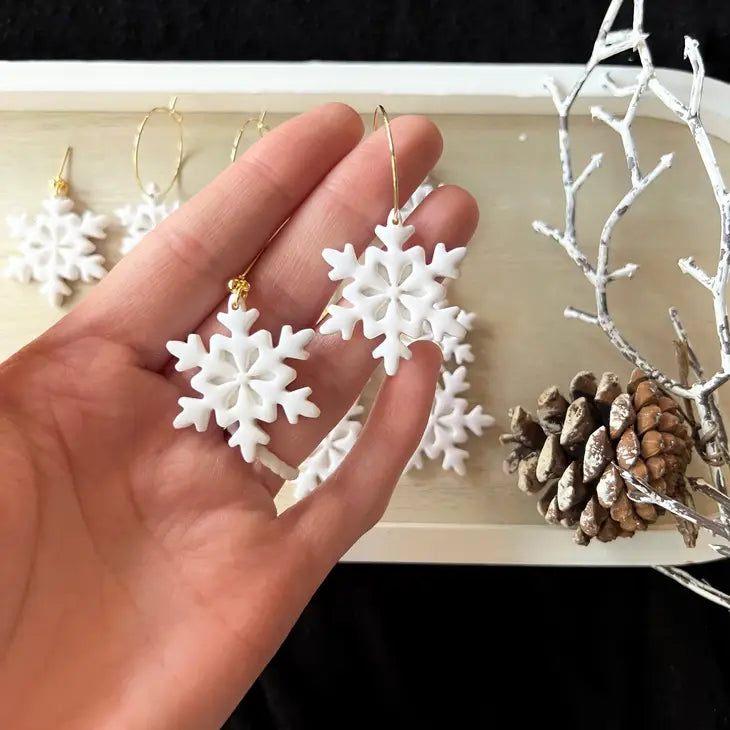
[116,184,179,254]
[321,217,467,376]
[432,307,476,366]
[408,365,495,476]
[4,196,108,307]
[292,403,364,500]
[166,298,320,467]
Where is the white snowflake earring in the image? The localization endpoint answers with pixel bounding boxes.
[166,268,320,481]
[4,147,108,307]
[116,98,183,255]
[320,106,468,376]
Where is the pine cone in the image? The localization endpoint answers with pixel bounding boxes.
[501,369,694,546]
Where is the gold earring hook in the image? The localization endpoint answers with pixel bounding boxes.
[230,111,269,164]
[50,147,71,198]
[373,105,401,225]
[133,96,184,200]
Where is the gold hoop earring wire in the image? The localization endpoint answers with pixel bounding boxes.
[230,111,269,164]
[133,96,184,200]
[372,105,401,225]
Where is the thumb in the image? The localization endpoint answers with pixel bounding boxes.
[279,341,442,574]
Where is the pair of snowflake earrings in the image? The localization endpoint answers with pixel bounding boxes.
[166,106,472,480]
[4,100,268,306]
[117,105,268,255]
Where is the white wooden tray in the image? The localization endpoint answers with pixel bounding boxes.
[0,61,727,566]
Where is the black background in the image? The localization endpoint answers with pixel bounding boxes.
[5,1,730,728]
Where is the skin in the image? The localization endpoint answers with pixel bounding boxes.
[0,103,479,729]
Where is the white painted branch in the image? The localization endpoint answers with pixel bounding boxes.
[603,72,639,97]
[564,306,598,325]
[620,466,729,539]
[678,257,715,290]
[654,566,730,611]
[595,0,629,44]
[608,263,639,281]
[591,105,622,133]
[532,221,597,285]
[669,306,704,377]
[690,478,730,511]
[711,544,730,559]
[538,0,730,610]
[572,153,603,193]
[543,77,564,115]
[684,36,705,119]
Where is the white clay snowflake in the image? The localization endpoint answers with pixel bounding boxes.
[116,184,179,254]
[432,308,476,366]
[292,403,364,500]
[4,196,108,307]
[408,365,495,476]
[321,217,467,376]
[166,298,320,467]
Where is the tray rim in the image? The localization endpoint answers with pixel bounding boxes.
[1,60,727,566]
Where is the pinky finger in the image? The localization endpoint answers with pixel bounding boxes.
[277,341,442,577]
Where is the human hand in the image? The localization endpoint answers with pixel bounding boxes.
[0,103,478,729]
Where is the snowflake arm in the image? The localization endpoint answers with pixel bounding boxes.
[407,365,494,476]
[438,309,476,365]
[167,333,208,371]
[318,304,361,340]
[76,254,107,283]
[4,254,32,284]
[275,325,314,361]
[323,243,360,280]
[279,386,320,423]
[79,210,110,241]
[427,243,467,279]
[373,336,412,376]
[293,404,364,499]
[116,189,179,254]
[174,396,214,432]
[40,278,73,308]
[228,420,272,463]
[424,303,464,342]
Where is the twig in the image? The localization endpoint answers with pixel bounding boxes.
[620,466,729,540]
[535,0,730,401]
[654,566,730,611]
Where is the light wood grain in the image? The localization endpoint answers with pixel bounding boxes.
[0,109,727,541]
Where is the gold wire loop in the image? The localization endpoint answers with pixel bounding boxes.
[230,111,269,163]
[372,105,401,225]
[133,96,184,200]
[50,147,71,198]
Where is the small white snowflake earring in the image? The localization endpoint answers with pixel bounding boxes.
[320,106,468,376]
[4,147,108,307]
[166,268,320,480]
[230,111,269,164]
[116,97,183,255]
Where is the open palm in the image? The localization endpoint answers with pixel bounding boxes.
[0,104,478,730]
